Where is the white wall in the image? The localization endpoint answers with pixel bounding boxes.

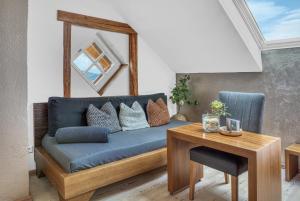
[111,0,261,73]
[27,0,176,170]
[0,0,29,200]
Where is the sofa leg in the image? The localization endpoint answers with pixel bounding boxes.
[224,173,229,184]
[35,158,45,178]
[36,169,45,178]
[58,190,95,201]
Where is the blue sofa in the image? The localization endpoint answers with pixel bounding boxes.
[34,93,190,201]
[42,93,189,172]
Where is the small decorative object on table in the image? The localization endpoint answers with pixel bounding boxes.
[226,118,240,131]
[202,100,229,133]
[170,75,198,121]
[219,118,242,136]
[202,114,220,132]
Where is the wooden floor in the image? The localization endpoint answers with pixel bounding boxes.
[30,167,300,201]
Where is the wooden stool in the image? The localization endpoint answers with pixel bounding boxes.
[285,144,300,181]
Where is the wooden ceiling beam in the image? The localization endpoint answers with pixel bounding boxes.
[57,10,136,34]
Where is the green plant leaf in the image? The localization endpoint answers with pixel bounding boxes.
[170,74,198,108]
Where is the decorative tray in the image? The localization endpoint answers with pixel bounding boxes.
[219,126,242,137]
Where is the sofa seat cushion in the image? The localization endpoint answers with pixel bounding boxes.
[42,120,190,173]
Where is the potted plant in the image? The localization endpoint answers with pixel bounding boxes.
[210,100,229,117]
[170,75,198,121]
[202,100,229,132]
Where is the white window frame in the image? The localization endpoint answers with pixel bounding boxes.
[72,33,124,92]
[233,0,300,50]
[73,50,105,83]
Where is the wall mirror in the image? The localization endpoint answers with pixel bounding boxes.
[71,28,128,96]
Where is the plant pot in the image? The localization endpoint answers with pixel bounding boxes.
[171,113,187,121]
[202,114,220,133]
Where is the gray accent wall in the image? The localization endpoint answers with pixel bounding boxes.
[0,0,29,200]
[178,47,300,152]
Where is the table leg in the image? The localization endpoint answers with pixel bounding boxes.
[167,133,203,194]
[285,150,299,181]
[248,140,281,201]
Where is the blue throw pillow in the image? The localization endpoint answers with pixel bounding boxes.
[86,102,122,133]
[55,127,109,144]
[119,101,150,131]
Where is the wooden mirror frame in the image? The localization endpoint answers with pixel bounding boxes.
[57,10,138,97]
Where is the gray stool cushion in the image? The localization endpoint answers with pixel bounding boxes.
[190,147,248,176]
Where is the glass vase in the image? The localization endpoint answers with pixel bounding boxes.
[202,114,220,133]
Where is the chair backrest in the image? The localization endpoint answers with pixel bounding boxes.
[218,91,265,133]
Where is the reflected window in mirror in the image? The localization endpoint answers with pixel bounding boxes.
[72,34,125,94]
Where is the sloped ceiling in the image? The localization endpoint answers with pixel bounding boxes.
[110,0,262,73]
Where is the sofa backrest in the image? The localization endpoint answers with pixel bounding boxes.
[48,93,167,135]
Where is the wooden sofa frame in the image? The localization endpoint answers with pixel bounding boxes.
[33,103,167,201]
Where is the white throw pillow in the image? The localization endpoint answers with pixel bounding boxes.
[119,101,150,131]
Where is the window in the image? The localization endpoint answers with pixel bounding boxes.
[245,0,300,41]
[233,0,300,49]
[72,34,124,93]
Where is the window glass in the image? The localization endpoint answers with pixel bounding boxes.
[86,65,102,82]
[73,53,93,72]
[246,0,300,41]
[99,55,112,72]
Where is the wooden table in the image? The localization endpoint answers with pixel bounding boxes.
[285,144,300,181]
[167,123,282,201]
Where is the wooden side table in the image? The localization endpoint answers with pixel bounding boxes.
[168,123,282,201]
[285,144,300,181]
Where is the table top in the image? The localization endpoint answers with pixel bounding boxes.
[285,144,300,155]
[168,123,280,154]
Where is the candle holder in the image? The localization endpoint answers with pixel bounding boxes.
[202,114,220,133]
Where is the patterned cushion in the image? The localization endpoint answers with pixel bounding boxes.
[119,101,150,131]
[147,98,170,127]
[86,102,121,133]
